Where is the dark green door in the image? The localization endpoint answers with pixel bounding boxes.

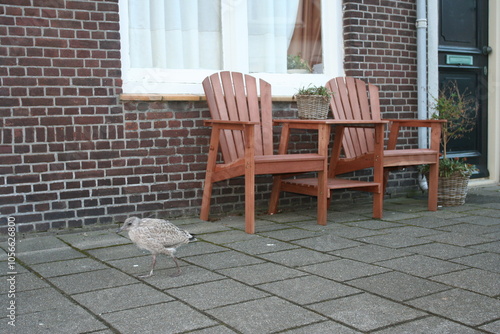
[438,0,490,178]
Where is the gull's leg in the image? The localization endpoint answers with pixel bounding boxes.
[139,254,156,278]
[169,256,182,277]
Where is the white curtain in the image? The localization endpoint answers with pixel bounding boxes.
[247,0,300,73]
[128,0,299,72]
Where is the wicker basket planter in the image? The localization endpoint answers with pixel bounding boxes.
[296,95,330,119]
[437,173,471,206]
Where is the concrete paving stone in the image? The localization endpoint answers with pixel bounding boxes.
[437,222,500,236]
[0,271,50,294]
[470,240,500,253]
[264,211,315,223]
[452,252,500,273]
[217,262,306,285]
[86,243,148,261]
[374,316,483,334]
[324,223,386,238]
[397,216,461,228]
[422,232,495,247]
[57,230,131,249]
[332,244,412,263]
[15,303,108,334]
[309,292,427,332]
[101,301,217,334]
[207,296,325,333]
[30,257,109,277]
[345,219,405,229]
[72,283,174,314]
[348,271,449,301]
[167,279,269,310]
[15,247,86,265]
[15,287,76,315]
[259,228,323,241]
[257,275,361,305]
[0,261,28,276]
[176,221,232,234]
[224,237,299,255]
[291,234,363,252]
[282,321,362,334]
[258,248,338,267]
[326,211,371,223]
[431,268,500,297]
[197,229,260,244]
[146,266,226,290]
[404,242,481,260]
[184,250,264,270]
[106,254,174,276]
[48,268,139,294]
[187,325,238,333]
[358,233,432,248]
[376,255,468,278]
[386,226,442,237]
[480,319,500,334]
[408,288,500,326]
[473,209,500,218]
[300,259,390,281]
[15,236,70,252]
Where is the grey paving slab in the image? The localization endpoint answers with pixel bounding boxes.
[101,301,217,334]
[72,283,174,314]
[259,228,322,241]
[258,248,338,267]
[301,258,390,281]
[0,271,49,293]
[217,262,306,285]
[325,223,385,238]
[404,242,481,260]
[198,229,260,244]
[332,244,412,263]
[431,268,500,296]
[408,289,500,326]
[283,321,362,334]
[359,233,432,248]
[376,254,468,278]
[257,275,360,304]
[15,304,108,334]
[146,266,226,290]
[86,243,148,261]
[452,252,500,273]
[15,236,70,252]
[30,257,109,277]
[48,268,139,294]
[187,325,238,333]
[184,250,264,270]
[437,222,500,236]
[374,316,483,334]
[423,232,495,246]
[348,271,450,301]
[291,234,363,252]
[206,296,325,333]
[397,215,461,228]
[224,237,299,255]
[470,240,500,253]
[167,279,268,310]
[15,287,75,315]
[15,247,86,265]
[480,319,500,334]
[387,225,443,237]
[309,293,427,332]
[57,231,130,249]
[346,219,406,229]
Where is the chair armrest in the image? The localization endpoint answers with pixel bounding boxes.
[386,119,446,150]
[385,119,447,127]
[204,119,259,131]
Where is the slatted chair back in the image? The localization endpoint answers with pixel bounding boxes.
[202,71,274,163]
[326,77,381,159]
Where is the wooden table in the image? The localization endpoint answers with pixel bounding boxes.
[270,119,389,226]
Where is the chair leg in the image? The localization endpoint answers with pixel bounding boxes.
[427,163,438,211]
[245,168,255,234]
[268,175,282,215]
[200,177,214,221]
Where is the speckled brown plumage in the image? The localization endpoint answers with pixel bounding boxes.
[117,216,195,278]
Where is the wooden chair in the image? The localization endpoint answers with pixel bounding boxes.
[271,77,444,218]
[200,71,328,234]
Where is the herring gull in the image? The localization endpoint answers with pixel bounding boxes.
[117,216,196,278]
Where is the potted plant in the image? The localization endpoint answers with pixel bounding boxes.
[294,84,333,119]
[420,81,478,206]
[287,55,312,74]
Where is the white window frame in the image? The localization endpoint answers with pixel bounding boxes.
[119,0,344,96]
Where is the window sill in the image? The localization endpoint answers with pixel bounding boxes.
[120,94,295,102]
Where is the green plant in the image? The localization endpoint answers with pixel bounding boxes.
[287,55,311,72]
[295,84,332,98]
[420,81,478,177]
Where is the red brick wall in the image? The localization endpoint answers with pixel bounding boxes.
[0,0,419,234]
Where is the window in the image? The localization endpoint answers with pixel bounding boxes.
[120,0,343,95]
